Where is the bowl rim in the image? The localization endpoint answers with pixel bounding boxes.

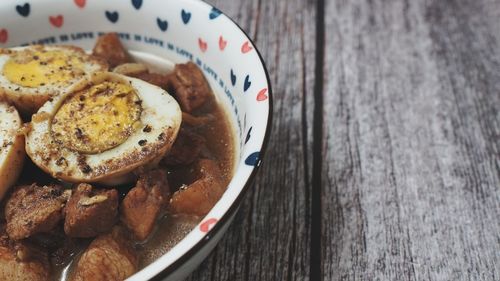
[0,0,273,279]
[148,2,274,279]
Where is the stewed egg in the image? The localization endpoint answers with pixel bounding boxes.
[0,101,25,200]
[26,72,181,185]
[0,45,108,113]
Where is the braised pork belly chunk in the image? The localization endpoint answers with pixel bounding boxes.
[64,183,119,238]
[166,62,212,113]
[92,32,132,68]
[5,184,70,240]
[169,159,225,216]
[70,227,137,281]
[0,226,50,281]
[162,128,206,166]
[121,169,170,241]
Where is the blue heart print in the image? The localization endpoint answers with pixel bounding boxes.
[105,11,119,23]
[244,75,251,92]
[181,9,191,24]
[157,18,168,32]
[245,152,261,167]
[209,7,222,20]
[132,0,142,10]
[16,3,30,17]
[230,69,236,86]
[245,127,253,144]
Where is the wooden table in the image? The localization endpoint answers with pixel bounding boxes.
[189,0,500,280]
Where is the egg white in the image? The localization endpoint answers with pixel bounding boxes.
[0,101,25,200]
[26,72,181,185]
[0,45,108,114]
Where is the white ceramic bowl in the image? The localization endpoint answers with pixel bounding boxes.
[0,0,272,280]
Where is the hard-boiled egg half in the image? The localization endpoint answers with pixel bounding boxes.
[0,45,108,114]
[0,102,25,200]
[26,72,181,185]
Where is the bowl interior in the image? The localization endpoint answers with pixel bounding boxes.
[0,0,270,279]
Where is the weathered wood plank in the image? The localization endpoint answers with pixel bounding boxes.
[187,0,318,280]
[322,1,500,281]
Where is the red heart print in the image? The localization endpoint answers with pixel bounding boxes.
[200,218,218,233]
[219,36,227,51]
[49,15,64,28]
[257,88,268,101]
[241,41,253,54]
[198,38,207,53]
[74,0,86,8]
[0,29,7,44]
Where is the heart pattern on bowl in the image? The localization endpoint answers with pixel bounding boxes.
[230,69,237,86]
[157,18,168,32]
[199,218,218,233]
[74,0,85,8]
[131,0,142,10]
[198,38,207,52]
[105,10,119,23]
[244,75,252,92]
[245,152,261,167]
[0,29,7,44]
[16,3,30,17]
[209,7,222,20]
[256,88,268,101]
[219,35,227,51]
[245,127,253,144]
[181,9,191,24]
[241,41,253,54]
[49,15,63,27]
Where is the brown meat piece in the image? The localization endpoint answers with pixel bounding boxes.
[162,128,205,166]
[70,227,137,281]
[169,159,226,216]
[132,72,170,89]
[167,62,212,112]
[64,183,119,238]
[0,226,50,281]
[5,184,70,240]
[92,33,132,68]
[121,169,170,241]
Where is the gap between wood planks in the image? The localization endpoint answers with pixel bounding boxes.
[311,0,325,280]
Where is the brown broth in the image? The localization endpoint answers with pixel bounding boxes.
[135,95,235,271]
[9,83,235,280]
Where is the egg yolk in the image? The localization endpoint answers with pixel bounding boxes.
[3,49,85,88]
[51,81,142,154]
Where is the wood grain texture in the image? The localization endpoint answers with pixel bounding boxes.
[188,0,500,280]
[322,0,500,280]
